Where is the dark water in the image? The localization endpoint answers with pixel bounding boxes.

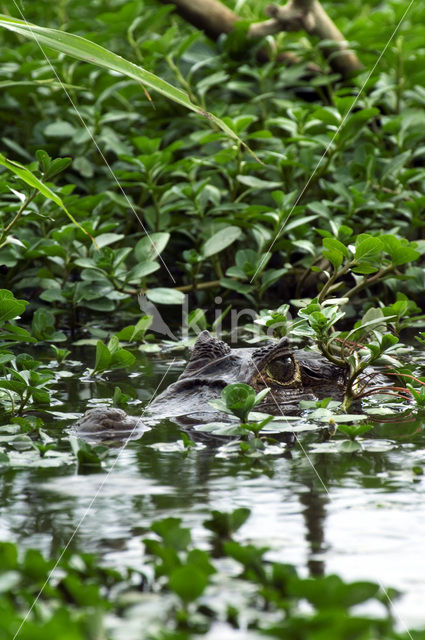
[1,348,425,633]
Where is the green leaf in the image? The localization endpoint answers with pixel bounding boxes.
[110,348,136,370]
[237,175,282,189]
[31,308,55,340]
[125,262,160,281]
[252,388,271,407]
[351,262,380,275]
[0,290,28,326]
[204,508,251,538]
[146,288,185,305]
[354,236,383,262]
[194,422,246,436]
[116,316,153,342]
[338,423,373,438]
[0,154,95,243]
[151,517,191,550]
[69,436,108,468]
[169,565,208,603]
[202,226,242,258]
[323,237,350,258]
[221,383,257,422]
[93,233,124,248]
[93,341,111,374]
[380,235,420,266]
[134,232,170,262]
[0,15,253,156]
[323,249,343,269]
[380,333,399,350]
[220,278,254,296]
[44,120,76,137]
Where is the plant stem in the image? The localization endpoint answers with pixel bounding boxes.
[0,189,37,247]
[345,265,394,300]
[176,279,220,292]
[317,262,352,303]
[318,341,346,367]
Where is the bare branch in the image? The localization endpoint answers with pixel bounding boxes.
[160,0,362,77]
[251,1,363,76]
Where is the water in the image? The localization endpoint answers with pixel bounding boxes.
[1,349,425,631]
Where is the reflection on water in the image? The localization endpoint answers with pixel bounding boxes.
[0,354,425,628]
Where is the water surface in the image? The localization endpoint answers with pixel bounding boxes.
[1,349,425,632]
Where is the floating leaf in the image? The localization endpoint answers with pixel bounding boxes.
[169,565,208,603]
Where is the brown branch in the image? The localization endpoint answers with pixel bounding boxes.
[257,1,363,77]
[160,0,238,40]
[160,0,362,78]
[175,279,221,293]
[159,0,300,65]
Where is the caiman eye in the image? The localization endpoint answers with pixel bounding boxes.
[266,357,295,383]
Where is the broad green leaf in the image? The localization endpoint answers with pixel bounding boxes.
[0,15,254,157]
[220,280,253,299]
[338,423,373,438]
[323,248,343,269]
[380,235,420,266]
[169,565,208,603]
[0,153,94,244]
[110,348,136,369]
[135,232,170,262]
[92,233,124,248]
[253,387,270,407]
[0,290,28,325]
[237,175,282,189]
[116,316,153,342]
[380,333,399,350]
[125,262,160,282]
[194,422,246,436]
[107,335,120,355]
[31,389,50,405]
[203,508,251,537]
[312,107,341,125]
[73,258,103,271]
[323,237,350,259]
[221,383,256,422]
[44,120,76,137]
[146,288,185,305]
[354,236,383,262]
[0,324,37,344]
[151,517,191,550]
[0,380,26,395]
[202,226,242,258]
[351,263,380,275]
[93,341,111,374]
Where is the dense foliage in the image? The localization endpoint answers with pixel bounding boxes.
[2,508,424,640]
[1,0,425,637]
[1,0,425,326]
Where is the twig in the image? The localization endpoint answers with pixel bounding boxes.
[0,189,37,247]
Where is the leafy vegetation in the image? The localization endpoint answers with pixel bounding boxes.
[3,508,425,639]
[1,0,425,636]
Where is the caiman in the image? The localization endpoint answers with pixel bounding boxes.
[76,330,348,438]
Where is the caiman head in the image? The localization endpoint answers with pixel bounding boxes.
[151,331,347,421]
[75,331,348,438]
[178,330,345,390]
